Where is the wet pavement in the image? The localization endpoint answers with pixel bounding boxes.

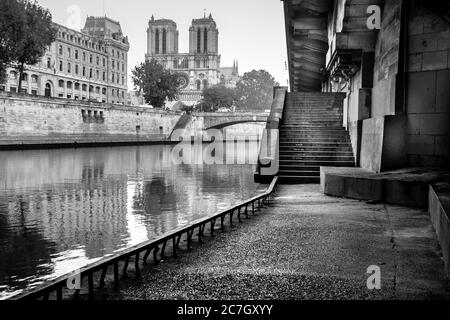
[104,184,449,300]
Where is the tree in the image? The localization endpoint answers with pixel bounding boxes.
[132,59,181,108]
[3,0,57,92]
[0,0,25,83]
[234,69,279,111]
[201,84,235,112]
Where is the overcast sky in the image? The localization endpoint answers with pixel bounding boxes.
[36,0,289,90]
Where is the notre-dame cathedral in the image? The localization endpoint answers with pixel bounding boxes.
[145,14,240,107]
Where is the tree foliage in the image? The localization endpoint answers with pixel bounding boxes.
[132,59,181,108]
[201,84,235,112]
[234,69,279,111]
[0,0,56,89]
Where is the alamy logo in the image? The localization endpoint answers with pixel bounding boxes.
[66,270,81,290]
[366,265,381,290]
[66,5,82,30]
[366,5,381,30]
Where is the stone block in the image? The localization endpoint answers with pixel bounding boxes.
[428,186,450,278]
[384,180,428,208]
[408,33,438,54]
[406,114,421,135]
[436,69,450,113]
[437,31,450,51]
[408,53,423,72]
[360,117,384,172]
[407,134,435,155]
[407,71,436,114]
[435,136,450,156]
[422,51,448,71]
[321,169,345,196]
[418,113,450,135]
[344,176,382,201]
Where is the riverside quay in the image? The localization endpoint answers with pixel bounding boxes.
[0,0,450,307]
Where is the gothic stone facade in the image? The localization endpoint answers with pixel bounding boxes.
[1,17,129,105]
[145,14,239,105]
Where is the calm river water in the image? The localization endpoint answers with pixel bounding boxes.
[0,142,263,299]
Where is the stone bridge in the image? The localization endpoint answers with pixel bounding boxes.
[193,112,268,130]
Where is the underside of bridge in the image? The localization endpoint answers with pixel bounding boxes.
[283,0,384,93]
[283,0,331,92]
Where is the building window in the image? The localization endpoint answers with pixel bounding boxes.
[122,53,124,60]
[122,76,124,85]
[82,67,86,77]
[9,71,17,80]
[112,60,115,69]
[67,63,71,73]
[197,28,201,53]
[89,54,93,64]
[75,50,79,59]
[196,80,201,90]
[162,29,167,54]
[21,73,28,82]
[31,89,37,96]
[89,68,92,78]
[96,56,99,65]
[195,60,200,69]
[204,27,208,52]
[103,72,106,81]
[75,64,79,75]
[75,83,80,90]
[10,87,17,93]
[67,47,71,58]
[82,84,87,91]
[47,57,51,69]
[122,63,124,72]
[83,52,86,61]
[96,70,99,79]
[59,61,63,71]
[102,88,106,95]
[155,29,160,54]
[31,75,38,83]
[89,85,93,93]
[112,74,115,82]
[103,58,106,67]
[203,79,208,89]
[67,81,72,89]
[59,45,63,55]
[59,80,64,88]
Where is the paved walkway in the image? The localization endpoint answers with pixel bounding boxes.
[106,185,449,300]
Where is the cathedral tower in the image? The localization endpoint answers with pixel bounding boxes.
[147,16,179,56]
[189,14,219,54]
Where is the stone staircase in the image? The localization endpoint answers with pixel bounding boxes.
[278,92,355,183]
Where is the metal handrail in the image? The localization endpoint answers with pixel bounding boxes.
[10,176,278,301]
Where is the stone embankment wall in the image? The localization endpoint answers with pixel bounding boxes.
[0,93,181,147]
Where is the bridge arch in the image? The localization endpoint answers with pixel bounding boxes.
[206,119,267,130]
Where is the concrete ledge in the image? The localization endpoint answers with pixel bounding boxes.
[321,166,450,208]
[429,183,450,278]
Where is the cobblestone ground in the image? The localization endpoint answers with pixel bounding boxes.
[103,185,449,300]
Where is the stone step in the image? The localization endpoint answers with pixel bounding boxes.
[279,155,355,162]
[279,165,321,171]
[277,175,320,184]
[279,151,355,157]
[279,159,355,167]
[280,139,351,144]
[277,170,321,177]
[280,128,347,133]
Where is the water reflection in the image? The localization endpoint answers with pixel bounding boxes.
[0,142,263,299]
